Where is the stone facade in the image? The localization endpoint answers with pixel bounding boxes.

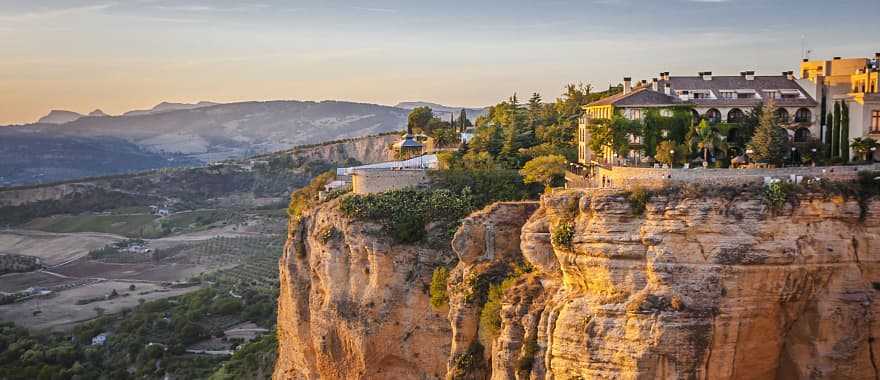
[590,163,880,190]
[351,169,431,194]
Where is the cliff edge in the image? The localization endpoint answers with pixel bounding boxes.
[275,184,880,379]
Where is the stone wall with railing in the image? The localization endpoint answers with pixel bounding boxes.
[582,163,880,190]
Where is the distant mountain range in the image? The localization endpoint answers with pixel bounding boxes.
[1,100,487,187]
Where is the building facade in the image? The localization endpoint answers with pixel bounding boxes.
[800,54,880,160]
[578,71,819,165]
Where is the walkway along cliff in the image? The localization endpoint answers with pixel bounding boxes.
[274,177,880,379]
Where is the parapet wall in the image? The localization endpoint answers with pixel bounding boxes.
[351,169,430,194]
[595,163,880,190]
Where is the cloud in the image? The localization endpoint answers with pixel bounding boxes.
[0,3,116,22]
[350,6,398,13]
[153,3,270,12]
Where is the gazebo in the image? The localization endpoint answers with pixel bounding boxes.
[394,125,424,159]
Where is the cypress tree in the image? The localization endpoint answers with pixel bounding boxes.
[825,112,834,158]
[840,102,850,162]
[749,100,789,166]
[832,101,841,158]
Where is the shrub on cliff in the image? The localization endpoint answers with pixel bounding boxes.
[762,181,796,212]
[430,267,450,309]
[287,171,336,220]
[627,187,649,215]
[550,220,575,249]
[340,188,475,243]
[429,168,541,207]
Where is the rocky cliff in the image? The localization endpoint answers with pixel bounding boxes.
[274,186,880,380]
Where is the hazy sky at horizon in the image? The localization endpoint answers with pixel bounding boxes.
[1,0,878,124]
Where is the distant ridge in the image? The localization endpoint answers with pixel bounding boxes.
[37,110,84,124]
[122,101,221,116]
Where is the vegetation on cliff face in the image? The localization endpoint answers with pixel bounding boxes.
[430,267,451,309]
[551,220,575,249]
[340,188,475,243]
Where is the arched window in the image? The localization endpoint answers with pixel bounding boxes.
[775,108,790,124]
[704,109,722,124]
[794,128,811,142]
[795,108,812,123]
[727,108,745,123]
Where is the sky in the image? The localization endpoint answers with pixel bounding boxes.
[0,0,878,125]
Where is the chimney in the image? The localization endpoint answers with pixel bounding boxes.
[700,71,713,81]
[744,70,755,80]
[623,77,632,94]
[664,83,672,96]
[784,71,795,80]
[652,78,658,91]
[802,58,809,62]
[833,56,841,60]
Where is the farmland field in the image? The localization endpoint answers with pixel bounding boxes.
[23,213,162,238]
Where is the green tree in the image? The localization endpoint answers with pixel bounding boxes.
[850,137,879,162]
[519,155,567,188]
[825,112,834,159]
[458,109,470,132]
[840,101,850,162]
[408,106,434,134]
[749,100,790,166]
[832,101,841,158]
[692,120,727,164]
[655,140,682,166]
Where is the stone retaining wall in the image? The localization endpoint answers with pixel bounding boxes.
[592,163,880,190]
[351,169,430,194]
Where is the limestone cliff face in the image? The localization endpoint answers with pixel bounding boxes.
[289,134,396,166]
[513,189,880,380]
[275,188,880,380]
[273,198,455,380]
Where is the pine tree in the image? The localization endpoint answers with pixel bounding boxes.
[832,101,841,158]
[840,102,850,162]
[749,100,789,166]
[458,109,467,133]
[825,112,834,159]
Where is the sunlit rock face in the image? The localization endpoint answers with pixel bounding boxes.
[275,187,880,380]
[273,198,455,380]
[514,189,880,380]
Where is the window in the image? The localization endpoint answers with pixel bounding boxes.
[764,90,779,99]
[775,108,790,124]
[795,108,812,123]
[720,91,736,99]
[872,110,880,133]
[705,109,722,124]
[727,108,745,123]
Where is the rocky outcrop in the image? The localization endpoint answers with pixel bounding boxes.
[512,188,880,380]
[274,198,456,379]
[445,202,539,380]
[275,185,880,380]
[288,134,397,167]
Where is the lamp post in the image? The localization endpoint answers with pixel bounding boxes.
[871,146,878,163]
[791,146,798,166]
[811,148,817,167]
[745,148,754,165]
[669,150,675,168]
